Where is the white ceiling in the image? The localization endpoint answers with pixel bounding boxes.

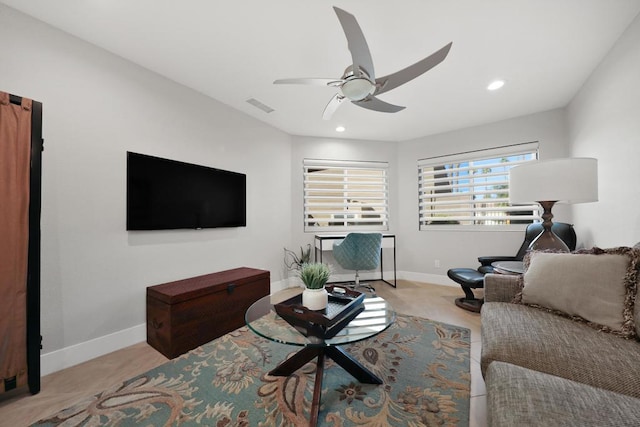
[3,0,640,142]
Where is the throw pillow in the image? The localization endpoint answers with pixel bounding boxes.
[515,247,640,339]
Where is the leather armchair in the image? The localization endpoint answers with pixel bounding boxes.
[477,222,577,274]
[447,222,577,312]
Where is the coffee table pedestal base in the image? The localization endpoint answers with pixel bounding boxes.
[269,346,382,427]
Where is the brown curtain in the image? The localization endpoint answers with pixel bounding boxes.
[0,91,32,391]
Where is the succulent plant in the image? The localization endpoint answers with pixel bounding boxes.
[298,263,331,289]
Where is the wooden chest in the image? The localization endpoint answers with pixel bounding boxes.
[146,267,270,359]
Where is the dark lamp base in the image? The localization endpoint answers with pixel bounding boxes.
[529,229,570,252]
[528,200,571,253]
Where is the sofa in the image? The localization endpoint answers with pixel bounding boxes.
[480,246,640,426]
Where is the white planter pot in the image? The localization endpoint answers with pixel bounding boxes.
[302,287,328,311]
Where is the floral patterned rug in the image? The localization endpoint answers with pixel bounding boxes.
[32,314,470,426]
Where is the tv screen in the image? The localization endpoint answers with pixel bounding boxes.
[127,152,246,230]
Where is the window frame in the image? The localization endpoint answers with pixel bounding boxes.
[418,142,540,231]
[303,158,389,233]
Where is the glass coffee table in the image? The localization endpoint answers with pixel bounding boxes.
[246,291,395,427]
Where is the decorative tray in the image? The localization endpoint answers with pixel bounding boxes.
[274,286,365,339]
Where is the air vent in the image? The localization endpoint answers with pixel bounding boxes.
[246,98,274,114]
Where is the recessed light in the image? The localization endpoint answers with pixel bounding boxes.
[336,126,346,132]
[487,80,505,91]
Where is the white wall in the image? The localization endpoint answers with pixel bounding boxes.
[396,109,571,282]
[0,5,293,372]
[567,13,640,247]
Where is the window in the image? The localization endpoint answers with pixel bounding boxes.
[303,159,389,232]
[418,142,539,229]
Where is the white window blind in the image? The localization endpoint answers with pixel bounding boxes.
[303,159,389,232]
[418,142,539,229]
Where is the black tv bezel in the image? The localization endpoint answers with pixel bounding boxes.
[126,152,246,231]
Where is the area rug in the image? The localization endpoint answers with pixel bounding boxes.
[32,314,470,426]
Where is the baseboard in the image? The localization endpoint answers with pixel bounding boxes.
[281,271,456,288]
[271,278,298,293]
[41,274,457,376]
[41,280,291,376]
[41,323,147,376]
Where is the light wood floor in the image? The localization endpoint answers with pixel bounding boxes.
[0,280,486,427]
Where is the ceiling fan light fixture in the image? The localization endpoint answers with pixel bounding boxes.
[273,7,452,119]
[336,126,346,132]
[487,80,505,91]
[341,78,375,101]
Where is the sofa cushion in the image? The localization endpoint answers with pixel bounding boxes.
[486,361,640,427]
[517,247,639,338]
[481,302,640,398]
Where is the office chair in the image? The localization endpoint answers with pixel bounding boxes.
[447,222,576,312]
[332,233,383,293]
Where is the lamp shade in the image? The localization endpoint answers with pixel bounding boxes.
[509,158,598,204]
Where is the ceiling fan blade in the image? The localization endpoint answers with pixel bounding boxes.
[333,7,375,79]
[274,78,342,86]
[375,42,452,96]
[353,96,405,113]
[322,94,346,120]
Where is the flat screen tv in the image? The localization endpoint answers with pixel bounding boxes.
[127,152,246,230]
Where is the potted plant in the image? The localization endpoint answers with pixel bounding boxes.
[284,244,312,271]
[299,262,331,310]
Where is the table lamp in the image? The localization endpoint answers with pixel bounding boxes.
[509,157,598,252]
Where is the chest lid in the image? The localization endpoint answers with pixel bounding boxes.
[147,267,270,304]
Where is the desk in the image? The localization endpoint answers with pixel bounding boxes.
[314,234,397,288]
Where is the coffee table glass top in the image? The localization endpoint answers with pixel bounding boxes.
[245,291,395,347]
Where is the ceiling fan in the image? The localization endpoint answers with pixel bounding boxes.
[274,6,453,120]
